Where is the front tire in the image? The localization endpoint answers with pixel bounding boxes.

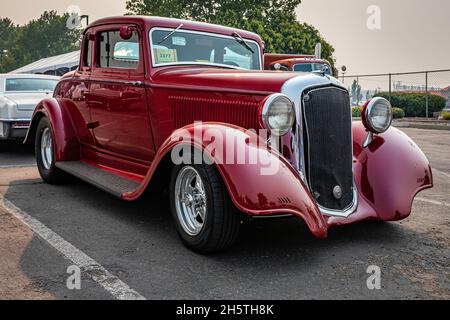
[35,117,68,184]
[170,163,241,254]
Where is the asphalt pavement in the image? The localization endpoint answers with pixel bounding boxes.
[0,128,449,300]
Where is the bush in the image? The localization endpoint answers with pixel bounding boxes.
[442,112,450,121]
[375,92,446,117]
[392,107,405,119]
[352,106,362,118]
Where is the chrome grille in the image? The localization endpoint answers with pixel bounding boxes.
[301,86,354,211]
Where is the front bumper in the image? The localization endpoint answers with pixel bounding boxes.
[0,120,30,140]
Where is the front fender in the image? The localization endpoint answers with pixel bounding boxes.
[24,98,79,162]
[327,122,433,226]
[124,123,328,239]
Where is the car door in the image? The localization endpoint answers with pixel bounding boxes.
[70,33,94,146]
[89,25,155,163]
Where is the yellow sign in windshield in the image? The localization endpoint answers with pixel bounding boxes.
[154,49,178,64]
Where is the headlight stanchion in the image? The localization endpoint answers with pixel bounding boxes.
[361,97,393,148]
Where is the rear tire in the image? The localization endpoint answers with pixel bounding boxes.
[35,117,69,184]
[170,162,241,254]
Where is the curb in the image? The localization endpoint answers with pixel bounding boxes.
[352,118,450,131]
[393,123,450,131]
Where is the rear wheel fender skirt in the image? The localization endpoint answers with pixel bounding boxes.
[124,122,328,239]
[25,98,79,162]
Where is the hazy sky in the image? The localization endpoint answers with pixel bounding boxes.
[1,0,449,76]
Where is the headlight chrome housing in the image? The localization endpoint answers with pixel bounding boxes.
[362,97,393,134]
[261,94,295,136]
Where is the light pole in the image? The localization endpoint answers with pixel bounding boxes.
[80,15,89,27]
[0,49,9,73]
[341,65,347,84]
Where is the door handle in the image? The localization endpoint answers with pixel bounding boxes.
[125,81,144,87]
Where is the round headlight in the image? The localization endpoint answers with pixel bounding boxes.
[261,94,295,136]
[362,97,393,134]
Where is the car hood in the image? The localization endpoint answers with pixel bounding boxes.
[3,92,53,111]
[152,67,312,94]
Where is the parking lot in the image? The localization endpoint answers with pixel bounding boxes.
[0,127,449,300]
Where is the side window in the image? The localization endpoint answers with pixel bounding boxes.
[97,30,140,69]
[82,35,93,68]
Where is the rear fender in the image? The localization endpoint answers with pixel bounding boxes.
[24,98,79,162]
[124,122,328,239]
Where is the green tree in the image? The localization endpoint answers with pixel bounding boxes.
[0,18,18,73]
[126,0,302,21]
[0,18,16,43]
[125,0,335,68]
[0,11,81,73]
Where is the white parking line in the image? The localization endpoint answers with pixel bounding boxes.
[0,164,36,169]
[0,196,146,300]
[416,197,450,208]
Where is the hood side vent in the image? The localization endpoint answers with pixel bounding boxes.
[169,96,261,130]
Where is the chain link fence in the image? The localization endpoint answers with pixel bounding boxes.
[341,69,450,118]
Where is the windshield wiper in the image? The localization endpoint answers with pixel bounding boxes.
[232,32,255,54]
[158,23,184,45]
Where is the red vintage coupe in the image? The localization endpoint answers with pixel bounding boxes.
[26,16,433,253]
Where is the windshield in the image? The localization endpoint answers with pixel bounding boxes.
[150,28,262,70]
[5,78,57,92]
[293,63,332,75]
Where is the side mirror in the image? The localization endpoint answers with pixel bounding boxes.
[119,25,133,40]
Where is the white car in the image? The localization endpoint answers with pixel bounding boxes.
[0,74,59,146]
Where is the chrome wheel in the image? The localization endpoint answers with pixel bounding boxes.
[40,127,53,170]
[174,166,207,236]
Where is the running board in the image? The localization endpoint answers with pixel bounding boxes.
[55,161,140,198]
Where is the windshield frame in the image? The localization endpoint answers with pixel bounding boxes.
[149,27,263,71]
[4,78,58,93]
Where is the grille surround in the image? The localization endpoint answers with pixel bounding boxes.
[301,85,356,213]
